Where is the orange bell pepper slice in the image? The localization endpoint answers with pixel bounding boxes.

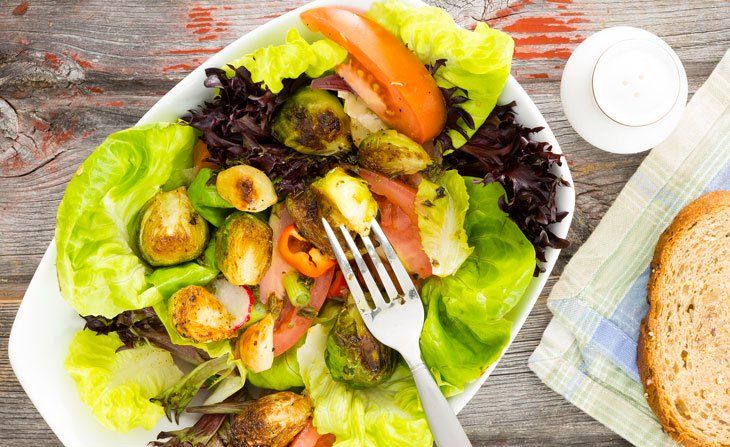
[278,225,335,278]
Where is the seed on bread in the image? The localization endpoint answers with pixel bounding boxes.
[637,190,730,447]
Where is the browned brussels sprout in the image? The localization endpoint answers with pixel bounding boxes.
[230,391,312,447]
[170,285,235,343]
[271,87,352,156]
[325,300,397,388]
[358,129,432,176]
[311,167,378,235]
[137,187,209,267]
[215,213,273,285]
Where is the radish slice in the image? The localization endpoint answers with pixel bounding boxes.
[213,277,254,330]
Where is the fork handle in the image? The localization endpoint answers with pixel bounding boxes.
[409,361,473,447]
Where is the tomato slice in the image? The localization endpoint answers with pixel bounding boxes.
[259,208,295,303]
[301,7,445,143]
[326,269,348,299]
[376,196,432,278]
[358,168,418,225]
[358,169,432,278]
[290,422,336,447]
[273,267,334,356]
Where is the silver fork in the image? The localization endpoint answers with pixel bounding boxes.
[322,218,472,447]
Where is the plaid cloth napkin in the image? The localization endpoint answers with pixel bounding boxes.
[528,48,730,447]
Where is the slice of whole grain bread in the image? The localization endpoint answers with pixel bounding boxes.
[638,190,730,447]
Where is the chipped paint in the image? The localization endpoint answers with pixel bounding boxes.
[515,48,574,59]
[163,63,196,72]
[489,0,592,62]
[503,17,580,33]
[185,4,230,43]
[69,53,93,69]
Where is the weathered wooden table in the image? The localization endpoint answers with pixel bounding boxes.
[0,0,727,445]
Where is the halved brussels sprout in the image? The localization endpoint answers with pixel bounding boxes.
[170,285,235,343]
[358,129,432,176]
[311,167,378,235]
[230,391,312,447]
[285,188,336,258]
[215,212,273,285]
[216,165,278,213]
[137,186,209,267]
[271,87,352,156]
[325,300,396,388]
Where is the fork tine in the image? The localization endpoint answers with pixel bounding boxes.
[321,218,372,315]
[338,226,390,309]
[368,219,419,301]
[361,235,399,300]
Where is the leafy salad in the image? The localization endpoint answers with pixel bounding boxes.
[56,1,569,446]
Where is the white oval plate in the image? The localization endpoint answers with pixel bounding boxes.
[8,1,574,446]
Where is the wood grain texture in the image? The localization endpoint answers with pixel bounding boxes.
[0,0,727,445]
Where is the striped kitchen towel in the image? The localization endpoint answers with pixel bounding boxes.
[528,48,729,447]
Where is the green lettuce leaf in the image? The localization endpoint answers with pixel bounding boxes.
[415,170,472,277]
[247,338,304,390]
[368,0,514,147]
[56,123,198,318]
[65,330,183,432]
[298,325,433,447]
[420,180,535,394]
[187,168,234,227]
[226,29,346,93]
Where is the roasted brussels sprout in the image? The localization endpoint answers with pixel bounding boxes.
[311,167,378,235]
[137,186,209,266]
[271,87,352,156]
[215,213,273,286]
[285,188,336,258]
[358,129,432,176]
[230,391,312,447]
[325,300,396,388]
[216,165,278,213]
[170,285,235,343]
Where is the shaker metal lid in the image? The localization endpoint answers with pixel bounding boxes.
[561,27,687,154]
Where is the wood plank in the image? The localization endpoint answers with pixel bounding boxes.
[0,0,728,445]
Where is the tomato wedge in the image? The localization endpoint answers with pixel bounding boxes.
[301,7,445,143]
[273,267,334,356]
[278,225,336,278]
[259,208,296,303]
[358,168,418,225]
[193,140,218,170]
[326,269,348,299]
[290,422,336,447]
[376,196,432,278]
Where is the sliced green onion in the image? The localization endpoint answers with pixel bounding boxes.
[284,271,311,308]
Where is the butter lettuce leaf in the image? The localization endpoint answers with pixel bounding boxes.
[227,29,346,93]
[56,123,198,318]
[368,0,514,147]
[65,330,183,432]
[415,170,472,277]
[298,325,433,447]
[420,180,535,394]
[248,338,304,390]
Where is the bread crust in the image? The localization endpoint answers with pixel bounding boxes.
[638,190,730,447]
